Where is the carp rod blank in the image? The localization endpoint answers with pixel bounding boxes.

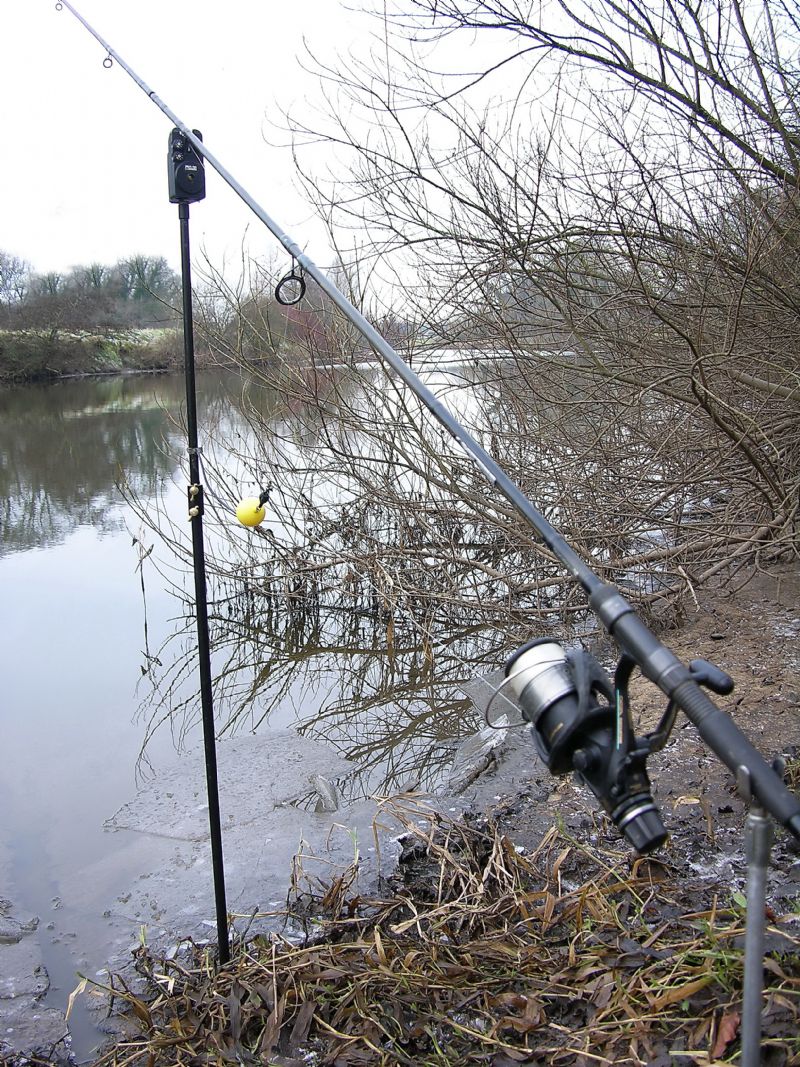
[55,0,800,841]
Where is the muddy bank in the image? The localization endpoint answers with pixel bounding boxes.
[0,898,69,1064]
[3,561,800,1064]
[42,775,800,1066]
[0,732,404,1063]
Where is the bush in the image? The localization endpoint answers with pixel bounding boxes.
[0,328,186,382]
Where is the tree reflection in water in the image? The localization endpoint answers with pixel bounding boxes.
[0,376,182,555]
[0,372,242,556]
[138,532,519,799]
[134,349,720,796]
[130,359,564,797]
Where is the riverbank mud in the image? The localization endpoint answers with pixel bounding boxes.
[3,562,800,1064]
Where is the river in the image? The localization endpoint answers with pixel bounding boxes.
[0,373,210,1056]
[0,366,508,1061]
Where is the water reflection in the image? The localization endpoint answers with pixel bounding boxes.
[136,360,543,798]
[0,362,541,1060]
[0,369,288,1060]
[0,377,179,555]
[143,555,511,801]
[0,372,264,557]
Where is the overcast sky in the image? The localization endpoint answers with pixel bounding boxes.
[1,0,370,280]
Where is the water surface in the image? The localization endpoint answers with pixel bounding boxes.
[0,367,495,1060]
[0,373,246,1056]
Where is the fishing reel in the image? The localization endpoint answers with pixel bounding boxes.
[505,639,734,853]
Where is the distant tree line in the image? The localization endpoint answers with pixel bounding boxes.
[0,250,181,332]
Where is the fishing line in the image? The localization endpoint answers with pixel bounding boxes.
[54,0,591,592]
[54,1,800,841]
[59,0,509,712]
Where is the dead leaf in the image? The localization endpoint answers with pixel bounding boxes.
[651,974,713,1009]
[710,1010,740,1059]
[289,999,317,1047]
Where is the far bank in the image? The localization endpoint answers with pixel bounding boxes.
[0,328,189,384]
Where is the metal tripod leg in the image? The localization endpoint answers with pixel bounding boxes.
[740,803,772,1067]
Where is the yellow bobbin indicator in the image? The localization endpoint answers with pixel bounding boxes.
[235,497,266,527]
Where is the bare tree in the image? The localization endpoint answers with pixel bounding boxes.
[0,250,29,306]
[275,0,799,578]
[131,1,800,761]
[31,271,65,298]
[74,262,111,290]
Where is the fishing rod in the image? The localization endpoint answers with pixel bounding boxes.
[55,1,800,853]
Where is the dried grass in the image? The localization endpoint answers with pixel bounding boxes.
[81,800,800,1066]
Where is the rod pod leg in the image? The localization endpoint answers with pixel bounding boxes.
[178,200,230,966]
[740,803,772,1066]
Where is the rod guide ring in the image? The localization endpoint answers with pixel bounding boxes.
[275,266,306,306]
